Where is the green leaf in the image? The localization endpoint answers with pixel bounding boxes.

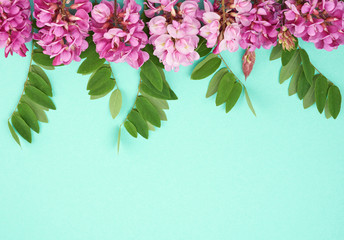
[140,71,176,100]
[215,72,235,106]
[324,100,332,119]
[142,44,164,69]
[141,59,163,91]
[32,53,55,69]
[88,79,115,96]
[18,103,40,133]
[128,110,148,139]
[147,122,155,131]
[226,82,243,113]
[90,92,109,100]
[328,85,341,119]
[244,87,256,116]
[288,65,302,96]
[270,44,282,61]
[279,50,301,83]
[141,94,169,109]
[196,37,212,57]
[77,51,106,75]
[191,54,221,80]
[11,112,32,143]
[109,89,122,119]
[124,121,138,138]
[87,66,112,91]
[31,65,51,87]
[315,75,328,113]
[303,75,317,109]
[80,40,96,59]
[281,48,296,66]
[206,68,227,98]
[8,121,21,146]
[25,85,56,110]
[21,95,49,112]
[28,72,52,97]
[136,96,161,127]
[297,71,310,100]
[300,49,314,85]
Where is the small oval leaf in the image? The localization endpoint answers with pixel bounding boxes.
[109,89,122,119]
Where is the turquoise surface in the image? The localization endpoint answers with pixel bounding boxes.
[1,38,344,239]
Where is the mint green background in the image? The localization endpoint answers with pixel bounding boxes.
[1,34,344,239]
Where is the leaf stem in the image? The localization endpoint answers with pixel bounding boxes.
[8,41,34,121]
[108,62,118,87]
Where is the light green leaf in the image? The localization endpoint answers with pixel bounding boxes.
[124,121,138,138]
[206,68,227,98]
[215,72,235,106]
[328,85,341,119]
[288,65,302,96]
[315,75,328,113]
[25,86,56,110]
[324,100,332,119]
[191,54,221,80]
[147,122,155,131]
[226,82,243,113]
[136,96,161,127]
[270,44,282,61]
[18,103,40,133]
[109,89,122,119]
[31,65,51,87]
[244,87,256,116]
[141,59,163,91]
[141,94,169,109]
[88,79,115,96]
[8,121,21,146]
[11,112,32,143]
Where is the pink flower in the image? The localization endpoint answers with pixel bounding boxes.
[146,0,201,71]
[215,24,241,53]
[0,0,32,57]
[284,0,344,51]
[91,0,149,69]
[34,0,92,65]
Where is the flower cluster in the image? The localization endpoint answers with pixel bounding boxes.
[0,0,32,57]
[33,0,92,65]
[284,0,344,51]
[146,0,201,71]
[91,0,149,69]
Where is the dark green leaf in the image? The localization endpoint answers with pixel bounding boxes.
[215,72,235,106]
[28,72,52,97]
[297,71,310,100]
[280,50,301,83]
[128,110,148,139]
[191,54,221,80]
[77,51,106,75]
[18,103,39,133]
[87,66,112,91]
[21,95,49,112]
[136,96,161,127]
[244,87,256,116]
[281,48,296,66]
[141,59,163,91]
[288,65,302,96]
[206,68,227,98]
[109,89,122,119]
[8,121,21,146]
[315,75,328,113]
[196,37,212,57]
[88,79,115,96]
[31,65,51,87]
[11,112,32,143]
[270,44,282,61]
[328,85,341,119]
[303,75,317,109]
[142,44,164,69]
[226,82,243,113]
[32,53,55,69]
[324,100,332,119]
[124,121,138,138]
[25,85,56,110]
[300,49,314,85]
[80,40,96,59]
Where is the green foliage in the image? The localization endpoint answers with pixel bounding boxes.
[9,62,55,145]
[109,89,122,119]
[191,54,221,80]
[77,47,106,75]
[216,72,235,106]
[195,37,212,57]
[141,59,163,91]
[272,47,342,119]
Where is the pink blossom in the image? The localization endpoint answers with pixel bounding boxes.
[146,0,201,71]
[0,0,32,57]
[284,0,344,51]
[91,0,149,69]
[215,24,241,53]
[34,0,92,65]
